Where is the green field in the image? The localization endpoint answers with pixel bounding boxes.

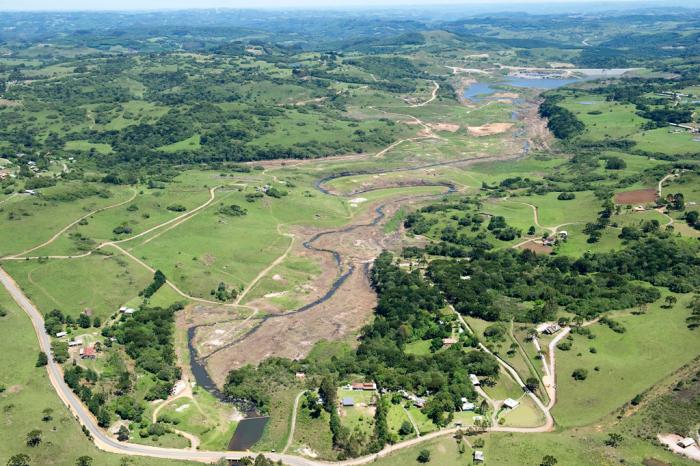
[552,292,700,428]
[0,285,193,466]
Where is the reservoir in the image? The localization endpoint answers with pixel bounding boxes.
[464,76,590,102]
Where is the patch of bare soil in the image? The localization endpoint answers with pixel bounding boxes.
[517,240,552,255]
[492,92,520,99]
[334,178,450,197]
[614,189,658,205]
[0,99,20,107]
[467,122,514,136]
[428,123,460,132]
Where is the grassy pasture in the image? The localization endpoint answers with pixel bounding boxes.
[552,291,700,428]
[0,284,192,466]
[0,184,135,257]
[2,252,151,320]
[560,97,646,140]
[632,127,700,155]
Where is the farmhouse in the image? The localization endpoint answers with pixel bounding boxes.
[412,397,426,408]
[442,337,458,347]
[461,397,475,411]
[469,373,480,386]
[119,306,136,315]
[678,437,696,448]
[80,346,96,359]
[503,398,520,409]
[351,382,377,391]
[68,340,82,347]
[56,331,67,338]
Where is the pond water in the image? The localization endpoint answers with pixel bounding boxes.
[463,76,587,102]
[228,416,269,451]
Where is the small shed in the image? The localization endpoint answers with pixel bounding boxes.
[474,450,485,462]
[503,398,520,409]
[469,374,480,386]
[342,397,355,407]
[56,331,67,338]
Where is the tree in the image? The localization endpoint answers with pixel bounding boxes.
[302,391,321,419]
[417,449,431,463]
[92,317,102,328]
[399,420,414,436]
[663,296,677,308]
[7,454,31,466]
[318,376,337,413]
[605,432,623,447]
[36,351,48,367]
[571,368,588,381]
[117,425,130,441]
[97,408,111,428]
[76,457,93,466]
[26,429,42,447]
[604,157,626,170]
[541,455,558,466]
[670,193,685,211]
[525,377,539,392]
[77,313,91,329]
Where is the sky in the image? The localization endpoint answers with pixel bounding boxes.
[0,0,658,12]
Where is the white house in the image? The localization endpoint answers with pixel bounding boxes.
[678,437,696,448]
[56,331,67,338]
[461,397,475,411]
[469,374,480,386]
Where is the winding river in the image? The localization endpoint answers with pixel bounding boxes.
[185,101,535,449]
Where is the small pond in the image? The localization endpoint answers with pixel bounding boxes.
[228,416,269,451]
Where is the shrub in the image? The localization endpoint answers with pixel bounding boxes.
[166,204,187,212]
[557,192,576,200]
[417,449,431,463]
[572,368,588,380]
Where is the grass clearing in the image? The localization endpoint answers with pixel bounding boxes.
[552,292,700,428]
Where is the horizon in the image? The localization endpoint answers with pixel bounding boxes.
[1,0,698,12]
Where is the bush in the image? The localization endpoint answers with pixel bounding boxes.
[36,351,48,367]
[604,157,627,170]
[166,204,187,212]
[572,368,588,380]
[557,192,576,200]
[557,340,572,351]
[417,449,431,463]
